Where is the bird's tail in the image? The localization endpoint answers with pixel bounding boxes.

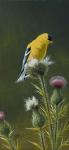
[16,68,30,83]
[16,70,25,83]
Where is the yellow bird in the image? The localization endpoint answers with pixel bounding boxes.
[17,33,53,82]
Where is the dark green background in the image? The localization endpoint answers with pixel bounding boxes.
[0,0,69,149]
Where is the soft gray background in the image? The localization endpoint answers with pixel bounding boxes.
[0,0,69,149]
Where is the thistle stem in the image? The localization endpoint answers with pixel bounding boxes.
[39,129,46,150]
[38,75,53,150]
[54,105,58,150]
[8,138,16,150]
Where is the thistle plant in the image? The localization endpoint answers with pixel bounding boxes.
[23,56,69,150]
[25,96,46,150]
[0,111,16,150]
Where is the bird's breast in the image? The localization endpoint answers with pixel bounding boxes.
[28,45,47,60]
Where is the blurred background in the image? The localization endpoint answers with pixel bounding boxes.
[0,0,69,149]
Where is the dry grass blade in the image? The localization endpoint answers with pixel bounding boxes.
[44,129,50,138]
[59,142,69,150]
[0,136,9,144]
[57,122,69,144]
[58,136,69,150]
[25,127,39,131]
[1,143,10,150]
[0,136,11,150]
[16,138,22,150]
[27,140,41,150]
[61,122,69,135]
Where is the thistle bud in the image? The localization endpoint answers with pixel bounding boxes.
[32,108,45,128]
[26,56,54,78]
[25,96,45,128]
[49,76,67,88]
[0,111,5,122]
[49,76,67,105]
[51,89,63,105]
[0,120,12,137]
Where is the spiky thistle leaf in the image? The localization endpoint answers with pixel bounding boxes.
[40,107,48,116]
[58,103,69,119]
[32,83,44,96]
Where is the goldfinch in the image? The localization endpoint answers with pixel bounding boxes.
[16,33,53,82]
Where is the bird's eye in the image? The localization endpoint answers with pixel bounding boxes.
[48,35,52,41]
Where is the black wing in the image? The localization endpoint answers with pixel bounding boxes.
[21,47,31,71]
[16,47,31,82]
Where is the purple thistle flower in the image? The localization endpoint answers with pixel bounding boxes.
[49,76,67,88]
[0,111,5,121]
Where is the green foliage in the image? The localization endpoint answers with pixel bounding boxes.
[30,75,69,150]
[32,83,44,97]
[0,121,16,150]
[0,134,22,150]
[0,135,12,150]
[58,103,69,119]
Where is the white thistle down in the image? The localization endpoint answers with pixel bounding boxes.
[41,56,54,66]
[25,96,38,111]
[16,56,54,82]
[27,59,39,68]
[27,56,54,68]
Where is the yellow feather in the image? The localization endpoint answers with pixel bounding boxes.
[27,33,52,61]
